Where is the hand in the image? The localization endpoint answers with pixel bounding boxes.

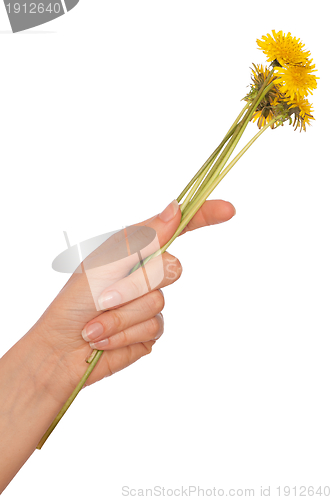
[33,199,236,401]
[0,198,235,491]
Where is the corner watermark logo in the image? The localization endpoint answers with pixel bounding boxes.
[3,0,79,33]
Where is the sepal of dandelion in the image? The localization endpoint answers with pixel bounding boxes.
[243,64,285,129]
[243,63,279,102]
[286,95,315,132]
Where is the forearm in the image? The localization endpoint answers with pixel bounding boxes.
[0,326,82,493]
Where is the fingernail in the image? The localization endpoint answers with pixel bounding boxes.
[89,338,109,349]
[82,322,104,342]
[154,330,163,340]
[98,290,122,310]
[159,200,179,223]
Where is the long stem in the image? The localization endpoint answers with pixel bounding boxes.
[36,350,104,449]
[181,116,280,223]
[180,121,240,212]
[130,108,277,275]
[182,119,243,216]
[182,77,275,219]
[207,78,276,186]
[177,102,249,204]
[87,79,277,381]
[159,116,278,256]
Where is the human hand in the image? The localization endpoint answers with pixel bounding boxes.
[0,198,235,486]
[31,199,235,403]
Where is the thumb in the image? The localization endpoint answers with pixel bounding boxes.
[135,199,181,249]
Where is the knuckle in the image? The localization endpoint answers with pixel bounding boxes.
[151,289,165,312]
[110,310,123,331]
[145,290,164,313]
[119,330,128,345]
[129,278,142,300]
[125,344,133,365]
[142,341,154,355]
[157,289,165,310]
[105,354,115,377]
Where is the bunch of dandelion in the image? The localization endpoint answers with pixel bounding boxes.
[37,30,318,449]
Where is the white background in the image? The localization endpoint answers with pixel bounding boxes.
[0,1,331,498]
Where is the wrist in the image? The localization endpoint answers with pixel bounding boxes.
[0,323,87,491]
[1,327,70,413]
[26,318,91,405]
[1,318,89,415]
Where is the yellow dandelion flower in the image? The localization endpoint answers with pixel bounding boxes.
[286,96,314,131]
[257,30,311,67]
[243,63,280,102]
[287,96,314,118]
[250,63,276,87]
[275,63,318,99]
[244,64,284,129]
[252,108,276,129]
[270,96,280,107]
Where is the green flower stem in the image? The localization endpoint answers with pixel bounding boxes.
[225,102,250,136]
[180,123,238,212]
[182,77,275,218]
[178,124,236,211]
[210,81,275,183]
[129,77,274,273]
[36,350,104,450]
[182,116,280,222]
[183,121,243,212]
[176,146,220,204]
[177,102,249,205]
[191,102,253,201]
[130,81,275,274]
[158,118,278,258]
[207,81,275,182]
[86,349,98,363]
[130,122,277,274]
